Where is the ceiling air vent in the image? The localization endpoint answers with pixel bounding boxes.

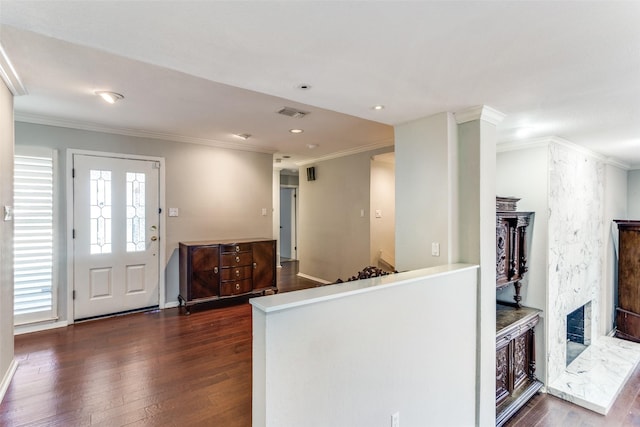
[277,107,309,119]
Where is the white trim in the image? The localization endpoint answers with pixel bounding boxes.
[0,44,27,96]
[454,105,506,125]
[296,138,393,167]
[497,136,632,170]
[66,149,167,323]
[14,320,69,335]
[296,272,332,285]
[164,300,180,309]
[0,359,18,404]
[16,112,276,155]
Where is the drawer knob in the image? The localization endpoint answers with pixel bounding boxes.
[236,246,240,252]
[235,270,240,277]
[214,267,218,274]
[236,256,240,263]
[253,262,257,269]
[235,283,240,290]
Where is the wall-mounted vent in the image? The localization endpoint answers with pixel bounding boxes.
[277,107,309,119]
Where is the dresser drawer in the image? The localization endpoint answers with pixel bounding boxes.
[220,279,252,296]
[220,266,252,281]
[221,252,252,267]
[221,243,253,254]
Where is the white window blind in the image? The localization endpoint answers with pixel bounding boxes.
[14,151,57,325]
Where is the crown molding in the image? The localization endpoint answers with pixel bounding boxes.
[497,136,632,170]
[296,138,394,167]
[14,112,277,155]
[454,105,506,125]
[0,43,27,96]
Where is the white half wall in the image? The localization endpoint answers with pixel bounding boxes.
[251,264,478,427]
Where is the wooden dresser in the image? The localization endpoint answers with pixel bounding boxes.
[614,220,640,342]
[178,238,276,313]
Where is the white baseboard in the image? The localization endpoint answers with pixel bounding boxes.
[14,320,69,336]
[164,301,180,309]
[297,272,332,285]
[0,358,18,403]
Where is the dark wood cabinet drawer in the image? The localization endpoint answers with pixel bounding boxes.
[220,266,252,281]
[220,279,252,296]
[221,243,253,253]
[221,252,252,267]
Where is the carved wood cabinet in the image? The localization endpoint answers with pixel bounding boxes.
[179,238,276,313]
[614,220,640,342]
[496,304,543,427]
[496,201,533,307]
[496,197,541,426]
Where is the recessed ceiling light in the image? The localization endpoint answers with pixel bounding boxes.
[307,144,318,149]
[372,105,385,111]
[298,84,312,90]
[95,91,124,104]
[289,129,304,134]
[234,133,251,140]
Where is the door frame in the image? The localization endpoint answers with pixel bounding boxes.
[66,149,166,324]
[280,185,298,260]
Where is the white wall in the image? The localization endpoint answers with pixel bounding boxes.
[252,264,478,427]
[15,122,274,318]
[628,170,640,218]
[0,81,16,401]
[297,147,392,282]
[496,144,550,385]
[394,112,457,271]
[602,164,627,335]
[370,154,395,268]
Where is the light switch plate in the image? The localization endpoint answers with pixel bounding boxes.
[168,207,179,217]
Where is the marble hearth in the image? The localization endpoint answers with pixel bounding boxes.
[548,335,640,414]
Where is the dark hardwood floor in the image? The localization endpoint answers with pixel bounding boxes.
[2,260,640,426]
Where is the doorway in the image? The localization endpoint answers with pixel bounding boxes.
[71,152,162,320]
[280,187,297,261]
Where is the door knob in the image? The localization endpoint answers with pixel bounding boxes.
[150,236,158,241]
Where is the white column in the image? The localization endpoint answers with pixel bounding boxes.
[456,105,505,427]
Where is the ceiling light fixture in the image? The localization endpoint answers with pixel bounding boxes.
[95,90,124,104]
[372,105,385,110]
[307,144,318,149]
[289,129,304,134]
[234,133,251,140]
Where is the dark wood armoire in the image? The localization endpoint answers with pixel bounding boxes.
[614,220,640,342]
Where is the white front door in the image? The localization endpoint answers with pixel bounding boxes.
[73,154,160,320]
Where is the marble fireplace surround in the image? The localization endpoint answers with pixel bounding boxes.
[545,143,640,414]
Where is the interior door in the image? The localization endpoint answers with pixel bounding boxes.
[279,187,297,260]
[73,154,160,319]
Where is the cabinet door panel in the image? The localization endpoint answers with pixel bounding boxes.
[191,246,219,299]
[252,241,275,290]
[512,332,529,390]
[496,341,510,405]
[496,219,510,286]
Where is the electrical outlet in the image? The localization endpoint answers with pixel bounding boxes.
[168,208,179,217]
[261,208,267,216]
[391,412,400,427]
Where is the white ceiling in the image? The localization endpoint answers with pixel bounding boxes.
[1,1,639,168]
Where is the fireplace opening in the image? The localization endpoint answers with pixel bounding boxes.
[566,301,592,366]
